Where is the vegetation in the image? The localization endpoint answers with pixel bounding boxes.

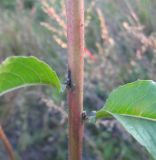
[0,0,156,160]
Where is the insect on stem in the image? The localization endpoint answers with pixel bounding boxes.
[81,111,89,122]
[65,69,75,90]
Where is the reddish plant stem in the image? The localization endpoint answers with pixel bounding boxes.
[0,126,16,160]
[66,0,84,160]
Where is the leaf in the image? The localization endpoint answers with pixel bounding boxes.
[0,56,61,96]
[96,80,156,159]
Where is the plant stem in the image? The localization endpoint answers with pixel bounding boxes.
[66,0,84,160]
[0,126,16,160]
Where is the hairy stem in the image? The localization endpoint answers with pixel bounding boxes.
[66,0,84,160]
[0,126,16,160]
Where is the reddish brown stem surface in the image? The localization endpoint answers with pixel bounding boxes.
[0,126,16,160]
[66,0,84,160]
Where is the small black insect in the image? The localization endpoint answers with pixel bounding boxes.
[65,69,75,89]
[81,111,88,121]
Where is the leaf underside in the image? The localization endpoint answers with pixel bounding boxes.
[96,80,156,159]
[0,56,61,96]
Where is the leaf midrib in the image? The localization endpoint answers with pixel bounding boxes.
[103,109,156,122]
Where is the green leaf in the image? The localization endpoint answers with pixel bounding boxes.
[0,56,61,95]
[96,80,156,159]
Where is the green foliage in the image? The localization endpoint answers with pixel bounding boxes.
[0,0,37,10]
[96,80,156,159]
[0,0,16,10]
[0,56,61,96]
[1,0,156,159]
[23,0,35,9]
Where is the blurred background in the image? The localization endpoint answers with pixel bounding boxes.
[0,0,155,159]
